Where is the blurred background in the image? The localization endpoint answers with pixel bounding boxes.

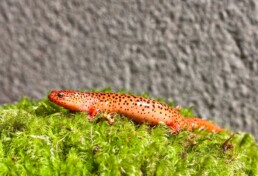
[1,0,258,139]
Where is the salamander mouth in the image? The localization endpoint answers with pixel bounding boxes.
[48,90,68,106]
[48,90,59,102]
[48,90,81,111]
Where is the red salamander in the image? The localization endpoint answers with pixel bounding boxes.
[48,90,223,133]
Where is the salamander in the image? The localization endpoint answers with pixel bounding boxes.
[48,90,223,133]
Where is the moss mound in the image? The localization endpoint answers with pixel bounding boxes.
[0,90,257,175]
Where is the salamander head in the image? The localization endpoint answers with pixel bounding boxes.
[48,90,86,111]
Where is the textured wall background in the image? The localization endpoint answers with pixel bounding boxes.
[1,0,258,139]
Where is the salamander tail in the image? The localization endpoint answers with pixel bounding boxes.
[184,118,224,133]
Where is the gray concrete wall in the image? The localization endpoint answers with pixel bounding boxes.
[1,0,258,139]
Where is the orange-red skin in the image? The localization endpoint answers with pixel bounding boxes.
[48,90,223,133]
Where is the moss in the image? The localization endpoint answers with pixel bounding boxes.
[0,90,257,175]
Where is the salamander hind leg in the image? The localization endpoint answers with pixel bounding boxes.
[167,120,187,134]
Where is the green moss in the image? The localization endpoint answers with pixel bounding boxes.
[0,90,257,175]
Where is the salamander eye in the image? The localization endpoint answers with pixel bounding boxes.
[57,92,64,98]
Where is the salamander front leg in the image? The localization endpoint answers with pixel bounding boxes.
[101,112,116,125]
